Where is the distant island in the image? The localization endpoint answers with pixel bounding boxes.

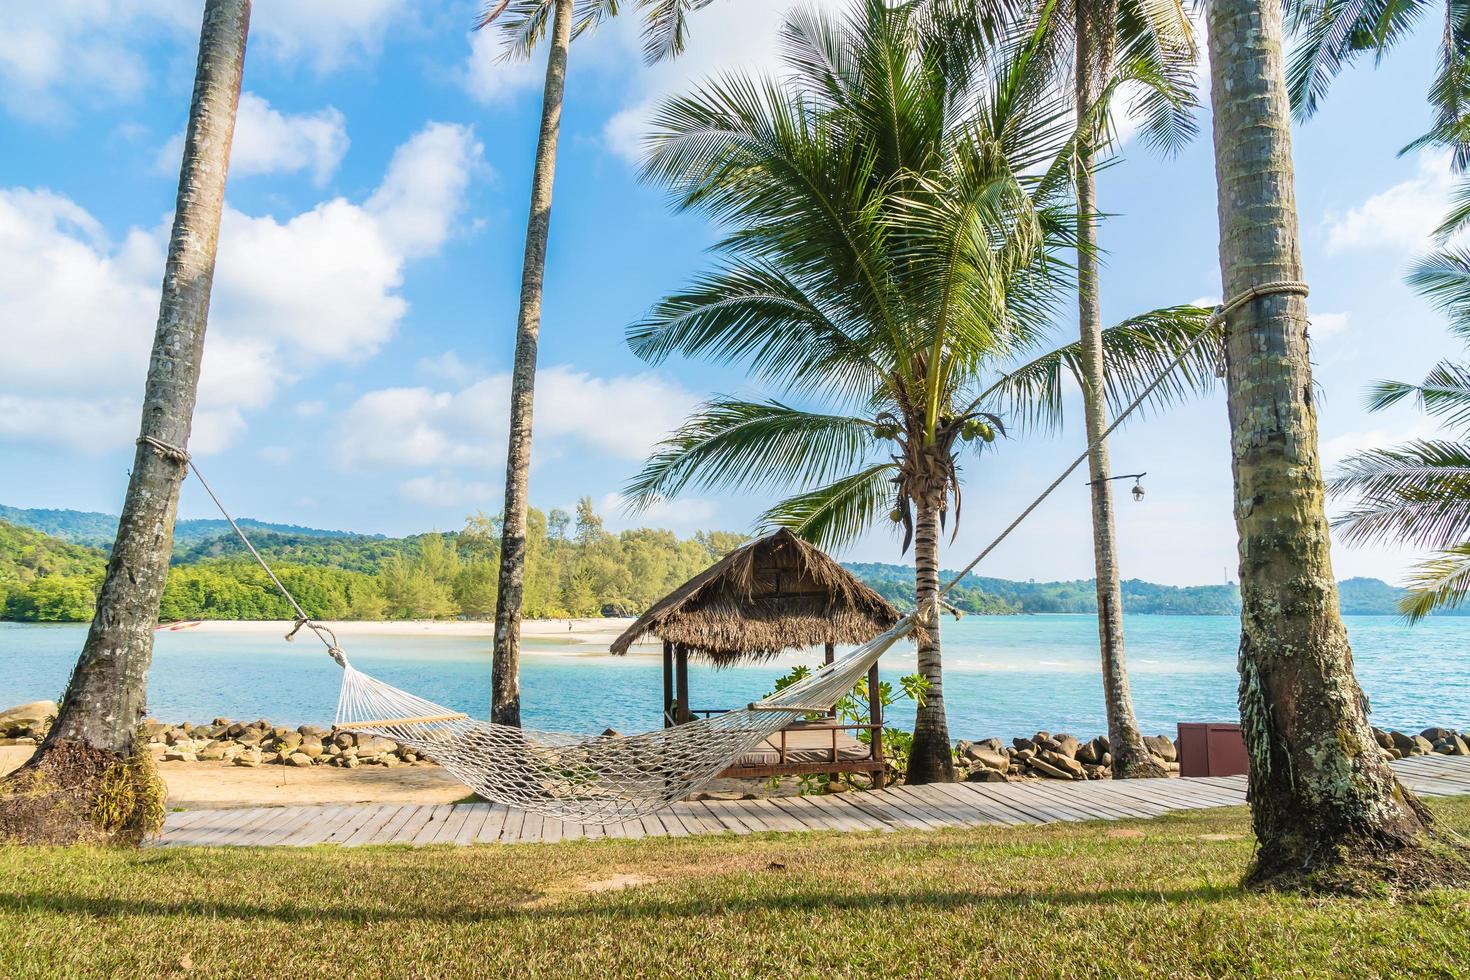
[0,503,1439,623]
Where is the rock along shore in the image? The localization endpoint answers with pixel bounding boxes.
[4,701,1467,783]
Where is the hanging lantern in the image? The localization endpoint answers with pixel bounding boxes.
[1131,478,1145,503]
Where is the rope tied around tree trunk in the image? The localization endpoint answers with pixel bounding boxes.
[136,435,350,668]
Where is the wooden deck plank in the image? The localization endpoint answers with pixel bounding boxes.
[472,805,510,844]
[151,753,1470,849]
[841,788,930,830]
[218,806,287,847]
[765,795,838,832]
[343,804,408,847]
[803,792,890,832]
[389,805,438,845]
[408,805,456,846]
[454,804,495,845]
[931,783,1031,825]
[699,801,755,834]
[957,783,1052,824]
[499,807,527,844]
[1020,780,1132,822]
[364,803,422,845]
[189,807,277,847]
[519,811,546,844]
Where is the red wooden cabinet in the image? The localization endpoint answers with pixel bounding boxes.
[1177,722,1250,777]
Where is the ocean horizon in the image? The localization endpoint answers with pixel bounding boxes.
[5,614,1467,741]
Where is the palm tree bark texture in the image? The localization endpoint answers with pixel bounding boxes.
[1072,0,1164,779]
[2,0,250,845]
[907,475,955,784]
[1208,0,1470,890]
[490,0,573,728]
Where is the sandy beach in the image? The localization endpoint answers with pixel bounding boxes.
[174,616,650,654]
[0,746,467,809]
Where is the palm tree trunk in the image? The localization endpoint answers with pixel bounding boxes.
[2,0,250,845]
[491,0,573,727]
[1208,0,1468,890]
[1073,0,1163,780]
[905,490,955,784]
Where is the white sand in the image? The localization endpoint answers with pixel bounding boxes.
[172,617,657,655]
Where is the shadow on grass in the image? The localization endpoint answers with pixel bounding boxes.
[0,880,1243,926]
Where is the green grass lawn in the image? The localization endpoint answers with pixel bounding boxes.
[4,800,1470,978]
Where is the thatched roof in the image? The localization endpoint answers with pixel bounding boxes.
[609,528,900,664]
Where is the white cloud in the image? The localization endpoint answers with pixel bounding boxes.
[417,350,482,385]
[155,93,349,185]
[1320,420,1442,468]
[337,365,700,470]
[402,475,500,507]
[0,1,192,122]
[598,0,845,164]
[599,492,717,528]
[0,0,406,122]
[247,0,408,74]
[0,121,483,456]
[460,29,545,105]
[366,122,485,258]
[1324,151,1455,255]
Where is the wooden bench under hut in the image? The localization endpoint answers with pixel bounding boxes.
[609,528,901,787]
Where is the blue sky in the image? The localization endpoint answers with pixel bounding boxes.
[0,0,1454,587]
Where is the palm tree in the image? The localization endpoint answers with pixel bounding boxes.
[625,0,1216,783]
[1043,0,1197,779]
[1285,0,1470,166]
[1206,0,1469,889]
[1330,254,1470,619]
[477,0,720,726]
[0,0,251,845]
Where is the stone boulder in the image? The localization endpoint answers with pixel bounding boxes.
[1421,726,1455,743]
[1144,734,1176,763]
[1388,730,1414,755]
[1053,734,1080,758]
[1040,750,1085,779]
[966,767,1008,783]
[0,700,56,737]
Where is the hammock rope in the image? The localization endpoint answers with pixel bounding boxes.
[137,279,1304,823]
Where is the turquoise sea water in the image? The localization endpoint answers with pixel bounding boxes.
[3,615,1468,741]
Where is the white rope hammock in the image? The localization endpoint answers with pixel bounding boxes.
[137,279,1302,824]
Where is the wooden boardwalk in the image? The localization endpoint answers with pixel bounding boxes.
[152,755,1470,848]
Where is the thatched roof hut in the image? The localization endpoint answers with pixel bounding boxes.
[609,528,899,664]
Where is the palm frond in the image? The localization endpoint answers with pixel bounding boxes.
[626,261,889,401]
[1399,544,1470,621]
[1111,0,1199,158]
[758,463,898,551]
[1285,0,1426,122]
[637,0,717,64]
[1408,247,1470,343]
[1328,439,1470,549]
[976,304,1219,430]
[623,399,880,509]
[1366,361,1470,426]
[480,0,557,59]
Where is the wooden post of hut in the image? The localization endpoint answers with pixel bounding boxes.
[674,645,691,725]
[609,529,901,786]
[662,640,674,728]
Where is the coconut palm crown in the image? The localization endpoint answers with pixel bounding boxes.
[1330,255,1470,620]
[623,0,1217,782]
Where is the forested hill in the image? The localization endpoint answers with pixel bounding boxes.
[0,504,1441,621]
[841,564,1436,616]
[0,505,363,552]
